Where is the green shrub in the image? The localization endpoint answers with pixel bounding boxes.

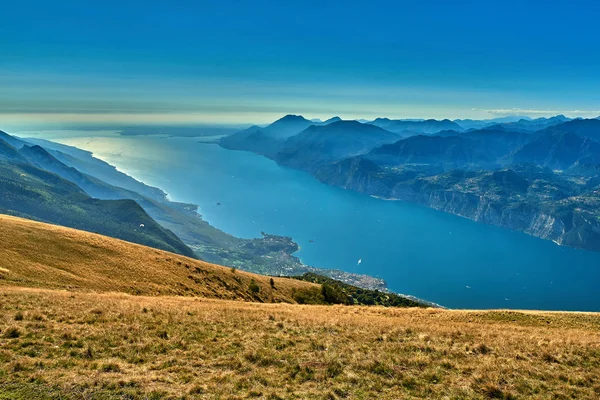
[291,273,425,308]
[249,279,260,294]
[293,288,325,305]
[321,283,351,305]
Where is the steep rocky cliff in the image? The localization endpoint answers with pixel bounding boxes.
[315,160,600,251]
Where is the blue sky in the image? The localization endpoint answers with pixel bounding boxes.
[2,0,600,127]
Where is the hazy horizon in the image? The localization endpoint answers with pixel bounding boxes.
[3,113,599,135]
[2,1,600,129]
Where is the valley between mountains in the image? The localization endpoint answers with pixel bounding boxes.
[0,129,387,292]
[1,119,600,398]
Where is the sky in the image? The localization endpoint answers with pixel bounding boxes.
[2,0,600,128]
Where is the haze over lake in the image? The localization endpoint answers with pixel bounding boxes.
[34,132,600,311]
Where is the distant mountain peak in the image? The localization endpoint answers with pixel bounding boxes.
[327,120,362,128]
[550,114,570,122]
[275,118,399,169]
[0,137,26,162]
[23,144,51,155]
[0,130,26,149]
[276,114,310,123]
[368,118,463,135]
[306,120,396,134]
[323,116,342,124]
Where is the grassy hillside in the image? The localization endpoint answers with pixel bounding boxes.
[0,215,599,398]
[1,288,599,399]
[0,214,316,302]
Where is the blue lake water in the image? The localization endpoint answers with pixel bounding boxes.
[38,133,600,311]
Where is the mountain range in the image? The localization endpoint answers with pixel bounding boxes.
[275,120,399,170]
[219,115,600,252]
[221,115,317,157]
[369,117,463,135]
[0,136,195,257]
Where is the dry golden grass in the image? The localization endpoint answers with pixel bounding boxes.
[1,287,600,399]
[1,214,600,399]
[0,214,316,303]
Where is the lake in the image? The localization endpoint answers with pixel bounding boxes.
[32,132,600,311]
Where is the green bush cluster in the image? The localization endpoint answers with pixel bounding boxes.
[290,273,425,307]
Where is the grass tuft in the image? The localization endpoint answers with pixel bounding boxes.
[3,326,21,338]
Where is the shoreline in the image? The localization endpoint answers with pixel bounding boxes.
[26,132,437,306]
[52,136,433,303]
